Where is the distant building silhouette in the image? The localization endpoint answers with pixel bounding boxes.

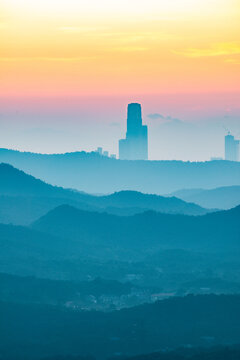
[119,103,148,160]
[225,133,239,161]
[96,147,111,158]
[96,147,103,155]
[103,151,109,157]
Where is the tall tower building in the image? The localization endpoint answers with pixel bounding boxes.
[119,103,148,160]
[225,133,239,161]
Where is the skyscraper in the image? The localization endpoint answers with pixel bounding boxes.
[119,103,148,160]
[225,133,239,161]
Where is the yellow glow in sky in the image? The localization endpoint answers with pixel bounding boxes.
[3,0,237,17]
[1,0,240,96]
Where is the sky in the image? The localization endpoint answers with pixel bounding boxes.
[0,0,240,160]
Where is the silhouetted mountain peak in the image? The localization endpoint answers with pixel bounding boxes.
[32,203,118,231]
[32,203,240,256]
[0,163,213,224]
[99,189,210,216]
[0,162,57,196]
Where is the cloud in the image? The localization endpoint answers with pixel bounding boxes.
[173,42,240,58]
[147,113,182,124]
[147,113,165,120]
[225,58,240,65]
[113,46,148,52]
[59,26,106,33]
[0,56,96,62]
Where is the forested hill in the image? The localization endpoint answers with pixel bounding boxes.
[32,204,240,254]
[1,294,240,360]
[0,148,240,193]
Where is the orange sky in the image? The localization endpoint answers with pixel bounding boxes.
[1,0,240,97]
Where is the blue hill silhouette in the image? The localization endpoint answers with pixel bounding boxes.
[32,204,240,255]
[0,163,211,225]
[170,185,240,210]
[0,149,240,194]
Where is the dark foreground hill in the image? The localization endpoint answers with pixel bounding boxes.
[0,294,240,360]
[6,346,240,360]
[170,185,240,210]
[123,346,240,360]
[0,149,240,194]
[0,163,210,225]
[0,273,133,308]
[32,204,240,256]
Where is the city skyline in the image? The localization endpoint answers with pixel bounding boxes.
[0,98,239,162]
[0,94,239,161]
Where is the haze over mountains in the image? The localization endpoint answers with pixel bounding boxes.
[1,205,240,290]
[0,163,212,225]
[0,157,239,360]
[0,162,239,288]
[0,148,240,194]
[32,204,240,257]
[170,186,240,210]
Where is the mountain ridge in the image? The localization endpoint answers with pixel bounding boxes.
[1,148,240,194]
[31,203,240,255]
[170,185,240,210]
[0,163,212,225]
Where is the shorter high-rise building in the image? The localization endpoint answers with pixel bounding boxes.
[103,150,109,157]
[225,133,239,161]
[96,147,103,155]
[119,103,148,160]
